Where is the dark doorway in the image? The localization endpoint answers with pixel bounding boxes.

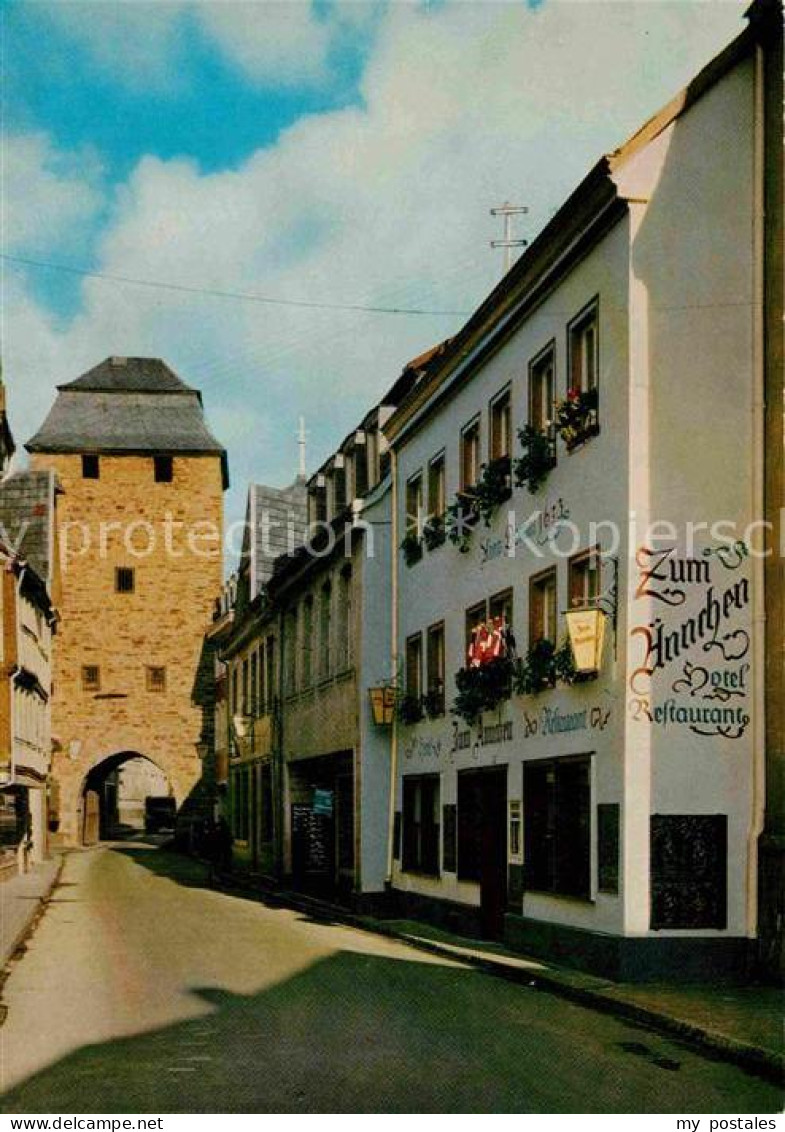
[457,766,508,938]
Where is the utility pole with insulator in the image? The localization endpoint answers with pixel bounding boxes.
[490,202,528,276]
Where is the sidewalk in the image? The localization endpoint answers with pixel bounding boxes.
[219,871,783,1085]
[0,854,63,972]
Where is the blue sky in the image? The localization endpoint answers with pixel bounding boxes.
[2,0,747,540]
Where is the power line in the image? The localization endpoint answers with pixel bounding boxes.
[0,252,471,318]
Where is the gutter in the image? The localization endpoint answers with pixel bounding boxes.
[385,448,400,886]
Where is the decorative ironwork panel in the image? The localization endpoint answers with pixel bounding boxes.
[442,804,457,873]
[650,814,727,930]
[597,803,620,894]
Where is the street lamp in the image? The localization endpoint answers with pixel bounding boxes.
[368,685,396,726]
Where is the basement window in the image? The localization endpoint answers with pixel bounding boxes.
[82,665,100,692]
[82,455,100,480]
[115,567,135,594]
[154,455,173,483]
[146,666,166,693]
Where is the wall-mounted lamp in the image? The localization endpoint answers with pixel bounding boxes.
[368,685,396,726]
[564,555,619,674]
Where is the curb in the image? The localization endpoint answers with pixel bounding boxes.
[215,868,784,1087]
[1,854,65,973]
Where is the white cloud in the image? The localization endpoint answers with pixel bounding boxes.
[4,0,747,530]
[197,1,334,87]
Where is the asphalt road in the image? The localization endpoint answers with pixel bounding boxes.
[0,844,780,1114]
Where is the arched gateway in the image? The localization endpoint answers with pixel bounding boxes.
[25,357,228,846]
[80,752,173,844]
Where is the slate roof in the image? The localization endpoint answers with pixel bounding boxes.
[249,479,308,596]
[0,469,57,589]
[25,357,228,486]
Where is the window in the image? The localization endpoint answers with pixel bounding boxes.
[337,567,352,670]
[405,632,423,703]
[82,665,100,692]
[353,439,369,498]
[256,646,265,714]
[428,452,446,519]
[146,666,166,692]
[489,588,513,631]
[460,417,481,491]
[319,582,332,678]
[568,300,599,395]
[232,666,239,714]
[405,472,424,537]
[402,775,440,875]
[242,658,249,716]
[153,455,173,483]
[529,343,555,433]
[426,622,445,716]
[332,464,347,513]
[465,600,487,662]
[311,486,327,525]
[115,567,135,594]
[524,755,591,899]
[490,387,512,461]
[302,596,314,687]
[82,454,100,480]
[265,636,276,708]
[285,610,298,694]
[569,547,601,609]
[529,567,558,645]
[250,651,258,715]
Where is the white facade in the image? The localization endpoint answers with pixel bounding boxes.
[385,31,767,976]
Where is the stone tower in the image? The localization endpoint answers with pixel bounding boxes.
[26,357,227,844]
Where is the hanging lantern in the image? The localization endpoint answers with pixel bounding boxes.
[368,685,396,726]
[565,606,607,674]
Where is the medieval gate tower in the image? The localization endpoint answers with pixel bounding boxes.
[26,357,227,843]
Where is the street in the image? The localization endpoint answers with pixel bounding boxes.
[0,844,779,1114]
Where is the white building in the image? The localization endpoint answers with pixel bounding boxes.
[383,4,782,979]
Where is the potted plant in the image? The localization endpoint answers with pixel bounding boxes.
[400,529,423,566]
[514,425,557,494]
[423,513,446,551]
[553,386,599,451]
[452,655,515,725]
[514,638,577,695]
[398,693,424,725]
[473,456,512,526]
[446,493,479,553]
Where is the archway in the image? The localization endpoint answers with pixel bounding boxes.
[81,752,174,845]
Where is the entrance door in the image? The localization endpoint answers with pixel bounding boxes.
[458,766,508,939]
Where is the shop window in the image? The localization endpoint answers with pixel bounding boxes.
[153,455,173,483]
[402,775,440,876]
[529,343,555,433]
[82,454,100,480]
[82,665,100,692]
[490,386,512,461]
[529,567,558,645]
[426,621,445,717]
[523,756,591,899]
[115,567,135,594]
[460,417,481,491]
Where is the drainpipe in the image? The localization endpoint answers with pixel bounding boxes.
[386,448,399,886]
[747,41,767,940]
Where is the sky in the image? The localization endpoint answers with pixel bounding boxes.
[2,0,748,536]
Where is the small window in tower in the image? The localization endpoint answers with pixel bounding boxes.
[146,666,166,693]
[82,455,100,480]
[82,665,100,692]
[154,455,173,483]
[115,567,135,594]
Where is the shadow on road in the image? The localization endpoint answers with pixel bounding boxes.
[2,944,780,1115]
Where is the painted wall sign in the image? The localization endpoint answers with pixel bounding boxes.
[522,701,612,738]
[402,718,514,762]
[628,543,751,738]
[480,497,571,564]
